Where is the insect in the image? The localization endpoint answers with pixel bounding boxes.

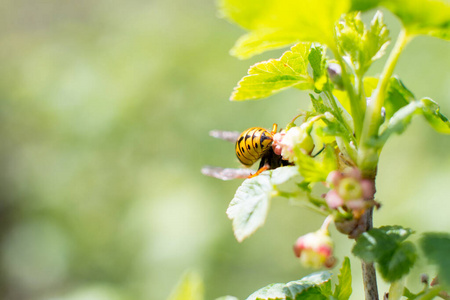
[202,124,292,180]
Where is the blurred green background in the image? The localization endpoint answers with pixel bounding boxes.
[0,1,449,299]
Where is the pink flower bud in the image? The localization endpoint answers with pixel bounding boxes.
[324,168,375,211]
[293,229,335,269]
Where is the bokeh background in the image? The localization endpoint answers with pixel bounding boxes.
[0,1,449,299]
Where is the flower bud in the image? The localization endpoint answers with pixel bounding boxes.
[327,63,344,90]
[324,168,375,210]
[293,229,335,269]
[274,125,314,163]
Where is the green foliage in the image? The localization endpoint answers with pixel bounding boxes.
[376,98,450,147]
[230,43,315,101]
[384,77,415,121]
[216,0,450,298]
[167,271,204,300]
[216,297,239,300]
[219,0,351,58]
[420,232,450,289]
[227,167,301,242]
[336,11,390,75]
[352,226,417,282]
[350,0,450,39]
[295,145,337,183]
[246,271,332,300]
[403,286,443,300]
[333,257,352,300]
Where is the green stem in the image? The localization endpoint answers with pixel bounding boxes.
[332,49,365,141]
[358,29,411,172]
[324,89,355,143]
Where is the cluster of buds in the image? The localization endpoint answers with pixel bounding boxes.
[324,168,376,215]
[272,123,314,163]
[293,227,336,269]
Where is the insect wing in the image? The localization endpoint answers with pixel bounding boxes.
[201,166,253,180]
[209,130,240,142]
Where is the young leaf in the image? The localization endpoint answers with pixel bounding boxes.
[219,0,351,59]
[295,145,338,183]
[227,173,273,242]
[230,43,314,101]
[336,11,390,74]
[352,226,417,282]
[376,98,450,146]
[246,271,332,300]
[334,257,352,300]
[167,271,204,300]
[384,77,415,121]
[419,232,450,289]
[308,45,328,92]
[420,98,450,134]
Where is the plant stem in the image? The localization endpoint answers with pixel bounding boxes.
[333,51,365,141]
[358,29,411,172]
[361,206,379,300]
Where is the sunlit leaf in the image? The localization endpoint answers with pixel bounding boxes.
[227,173,272,242]
[295,145,337,183]
[226,167,302,242]
[334,257,352,300]
[230,43,314,101]
[270,166,301,185]
[308,45,328,91]
[349,0,450,40]
[219,0,351,59]
[336,11,390,74]
[383,0,450,39]
[246,271,332,300]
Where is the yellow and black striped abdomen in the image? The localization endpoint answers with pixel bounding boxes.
[235,127,274,166]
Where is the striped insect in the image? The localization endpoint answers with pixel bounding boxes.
[202,124,291,180]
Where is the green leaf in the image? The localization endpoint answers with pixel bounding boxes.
[377,241,417,282]
[403,286,443,300]
[295,145,337,183]
[270,166,301,185]
[219,0,351,59]
[382,0,450,40]
[384,77,415,121]
[349,0,450,40]
[350,0,380,11]
[246,271,332,300]
[230,43,314,101]
[420,98,450,134]
[352,226,417,282]
[308,45,328,91]
[334,257,352,300]
[230,31,303,60]
[376,98,450,146]
[420,232,450,289]
[227,173,273,242]
[336,11,390,74]
[167,271,204,300]
[227,167,301,242]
